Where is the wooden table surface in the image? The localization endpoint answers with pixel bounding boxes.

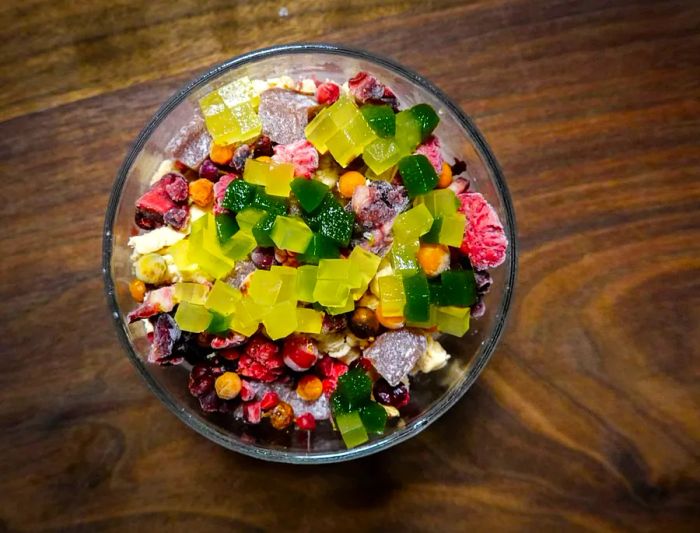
[1,0,699,531]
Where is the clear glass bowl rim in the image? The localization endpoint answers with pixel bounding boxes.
[102,42,518,464]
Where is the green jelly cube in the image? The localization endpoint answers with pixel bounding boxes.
[398,155,439,197]
[326,294,355,315]
[331,393,352,416]
[348,246,381,289]
[230,300,260,337]
[263,300,298,340]
[313,280,350,307]
[421,217,442,244]
[406,304,437,329]
[390,239,419,273]
[250,187,287,215]
[221,230,256,260]
[266,162,295,196]
[215,214,239,243]
[299,233,340,264]
[439,270,477,307]
[435,305,471,336]
[174,282,210,305]
[235,207,266,232]
[252,212,277,247]
[290,178,330,212]
[296,265,318,302]
[359,402,388,434]
[222,179,256,212]
[174,302,212,333]
[438,213,467,247]
[378,275,406,317]
[206,311,231,334]
[270,216,313,253]
[247,269,283,305]
[304,107,336,153]
[317,258,353,280]
[295,308,323,333]
[393,203,434,240]
[205,279,242,315]
[271,265,298,302]
[360,104,396,138]
[395,109,422,154]
[415,189,459,217]
[316,197,355,246]
[335,411,369,449]
[337,368,372,405]
[242,158,269,186]
[363,137,402,175]
[402,272,431,322]
[410,103,439,141]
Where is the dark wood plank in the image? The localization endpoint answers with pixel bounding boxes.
[1,0,699,531]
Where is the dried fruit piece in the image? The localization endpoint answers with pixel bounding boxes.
[458,192,508,269]
[259,88,318,145]
[282,334,319,372]
[373,378,410,408]
[316,81,340,105]
[295,412,317,430]
[260,391,280,410]
[189,178,214,207]
[270,401,294,429]
[214,372,242,399]
[348,307,380,339]
[129,279,146,302]
[272,139,320,178]
[363,329,427,386]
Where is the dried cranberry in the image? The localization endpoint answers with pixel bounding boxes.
[238,357,281,382]
[198,390,221,413]
[163,207,189,230]
[161,172,189,203]
[260,391,280,410]
[253,135,274,157]
[199,158,219,180]
[251,247,275,270]
[231,144,252,173]
[189,374,215,398]
[470,297,486,318]
[134,208,163,230]
[240,379,256,401]
[243,401,262,424]
[349,357,373,372]
[321,314,347,334]
[316,81,340,105]
[451,158,467,176]
[348,71,398,110]
[219,348,241,361]
[190,365,211,381]
[295,413,316,431]
[474,270,492,294]
[150,314,181,364]
[322,377,337,396]
[245,336,283,367]
[316,356,349,379]
[373,378,409,408]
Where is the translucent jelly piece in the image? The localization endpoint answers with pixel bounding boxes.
[327,114,377,167]
[304,107,336,153]
[317,258,352,280]
[174,282,210,305]
[296,265,318,302]
[395,109,422,154]
[359,402,387,434]
[336,368,372,405]
[437,270,477,307]
[221,230,256,260]
[174,302,212,333]
[270,216,313,253]
[326,293,355,315]
[242,158,270,186]
[200,89,261,145]
[335,411,368,449]
[259,88,317,144]
[363,329,427,386]
[390,240,419,273]
[397,154,439,198]
[263,300,298,340]
[313,280,350,307]
[393,203,434,240]
[271,265,298,302]
[315,197,355,246]
[252,212,277,247]
[248,269,283,305]
[217,76,259,108]
[215,214,239,243]
[378,275,406,317]
[360,104,396,138]
[265,161,295,197]
[206,311,230,334]
[438,213,467,247]
[348,246,381,290]
[363,137,402,175]
[251,187,287,215]
[230,299,260,337]
[405,304,437,329]
[402,272,431,323]
[236,207,266,232]
[415,189,459,217]
[299,233,340,264]
[205,279,242,315]
[329,96,358,124]
[290,178,329,212]
[435,305,471,336]
[229,101,263,143]
[202,213,234,262]
[168,240,198,273]
[410,103,439,141]
[295,308,323,333]
[222,179,256,212]
[420,217,442,244]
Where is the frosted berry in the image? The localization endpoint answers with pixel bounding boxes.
[295,413,316,431]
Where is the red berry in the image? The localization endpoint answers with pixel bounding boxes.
[272,140,319,178]
[316,82,340,105]
[240,379,256,401]
[316,356,349,379]
[260,391,280,410]
[373,378,410,408]
[295,412,316,431]
[243,401,262,424]
[457,192,508,269]
[282,334,319,372]
[322,377,337,396]
[349,356,373,372]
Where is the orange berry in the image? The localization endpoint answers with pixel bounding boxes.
[214,372,242,400]
[376,304,405,330]
[270,401,294,430]
[189,178,214,207]
[436,162,453,189]
[417,243,450,277]
[338,171,366,198]
[128,279,146,302]
[210,144,234,165]
[296,375,323,401]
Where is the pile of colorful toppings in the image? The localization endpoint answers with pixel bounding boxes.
[126,72,508,449]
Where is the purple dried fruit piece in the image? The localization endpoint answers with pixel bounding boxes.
[231,144,252,173]
[258,88,318,145]
[166,113,212,170]
[161,172,189,202]
[199,158,219,181]
[163,206,189,230]
[148,314,182,365]
[363,329,427,387]
[253,135,274,157]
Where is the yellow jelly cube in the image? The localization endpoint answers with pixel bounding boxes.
[363,138,402,175]
[270,216,313,253]
[242,158,270,186]
[295,308,323,333]
[329,96,358,125]
[168,240,199,273]
[326,294,355,315]
[221,230,256,260]
[317,258,352,280]
[348,247,381,290]
[304,107,336,153]
[230,301,259,337]
[438,213,467,247]
[296,265,318,302]
[174,282,210,305]
[199,77,262,145]
[263,301,298,340]
[248,270,283,305]
[217,76,259,108]
[174,302,212,333]
[265,162,295,196]
[435,305,471,336]
[271,265,298,302]
[378,275,406,317]
[205,279,242,315]
[313,280,350,307]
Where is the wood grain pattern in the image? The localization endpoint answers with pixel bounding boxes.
[1,0,699,531]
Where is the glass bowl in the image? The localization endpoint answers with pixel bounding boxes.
[102,43,517,463]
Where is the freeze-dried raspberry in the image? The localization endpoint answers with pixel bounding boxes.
[316,356,349,379]
[272,140,319,178]
[414,135,443,173]
[348,71,398,110]
[243,401,262,424]
[316,81,340,105]
[457,192,508,269]
[237,335,284,382]
[213,173,237,215]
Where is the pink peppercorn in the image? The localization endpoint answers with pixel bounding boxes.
[295,413,316,431]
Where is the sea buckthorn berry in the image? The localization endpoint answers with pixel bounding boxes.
[295,412,317,431]
[270,401,294,430]
[214,372,242,400]
[348,307,381,339]
[260,391,280,410]
[338,171,366,198]
[437,161,453,188]
[189,178,214,207]
[376,304,405,330]
[417,243,450,277]
[296,375,323,401]
[210,143,235,165]
[128,279,146,302]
